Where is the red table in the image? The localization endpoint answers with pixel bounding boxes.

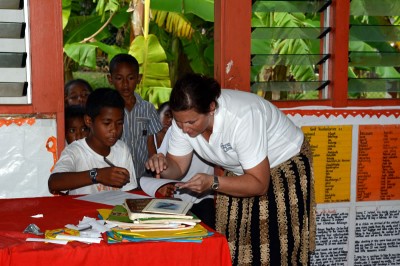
[0,195,232,266]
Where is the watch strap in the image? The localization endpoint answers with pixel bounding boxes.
[89,168,98,184]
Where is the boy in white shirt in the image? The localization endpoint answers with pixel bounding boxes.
[49,88,137,195]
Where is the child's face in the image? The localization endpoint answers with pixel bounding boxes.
[65,117,89,144]
[108,62,140,98]
[65,84,91,107]
[159,108,173,133]
[85,107,124,151]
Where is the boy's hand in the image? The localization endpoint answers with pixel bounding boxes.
[96,167,130,188]
[156,184,175,197]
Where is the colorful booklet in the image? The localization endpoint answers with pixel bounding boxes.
[142,199,193,216]
[106,204,132,223]
[123,198,194,220]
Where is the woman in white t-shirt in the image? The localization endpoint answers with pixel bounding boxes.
[153,102,216,229]
[146,74,316,265]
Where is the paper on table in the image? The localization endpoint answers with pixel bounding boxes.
[55,234,102,243]
[26,238,68,245]
[140,177,177,197]
[75,190,150,206]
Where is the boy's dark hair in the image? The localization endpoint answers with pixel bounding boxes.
[109,53,139,74]
[157,101,170,115]
[64,78,93,97]
[65,105,85,128]
[85,88,125,120]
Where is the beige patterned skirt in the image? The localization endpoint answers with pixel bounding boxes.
[216,139,316,266]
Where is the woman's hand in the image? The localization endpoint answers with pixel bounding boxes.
[156,183,175,197]
[145,153,168,178]
[175,173,213,194]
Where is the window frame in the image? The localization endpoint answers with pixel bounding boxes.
[214,0,400,108]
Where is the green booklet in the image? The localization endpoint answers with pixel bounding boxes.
[107,204,132,223]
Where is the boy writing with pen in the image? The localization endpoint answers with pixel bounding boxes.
[48,88,138,195]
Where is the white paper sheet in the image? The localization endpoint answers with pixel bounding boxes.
[140,177,177,197]
[74,190,150,206]
[26,238,68,245]
[55,234,102,243]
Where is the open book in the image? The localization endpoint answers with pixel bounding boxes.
[123,198,194,220]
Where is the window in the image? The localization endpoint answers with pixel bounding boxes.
[0,0,31,104]
[251,0,332,101]
[248,0,400,107]
[348,0,400,100]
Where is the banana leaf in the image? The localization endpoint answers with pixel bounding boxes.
[150,0,214,22]
[64,43,97,68]
[148,87,173,109]
[62,0,71,29]
[180,31,214,77]
[64,16,111,44]
[65,41,128,69]
[130,35,172,104]
[110,6,131,28]
[93,41,128,60]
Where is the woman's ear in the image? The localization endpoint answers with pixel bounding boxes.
[209,101,216,113]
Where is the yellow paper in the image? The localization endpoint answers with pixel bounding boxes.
[97,208,112,220]
[45,228,80,240]
[303,125,352,203]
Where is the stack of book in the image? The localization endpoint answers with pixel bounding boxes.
[104,198,210,243]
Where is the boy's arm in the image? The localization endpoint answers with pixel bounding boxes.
[48,171,94,193]
[147,135,158,158]
[146,102,163,154]
[48,167,131,194]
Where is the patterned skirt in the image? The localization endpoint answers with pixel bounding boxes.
[216,139,316,266]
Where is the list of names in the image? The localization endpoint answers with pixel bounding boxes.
[303,126,352,203]
[357,125,400,201]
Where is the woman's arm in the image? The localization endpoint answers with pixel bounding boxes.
[176,157,271,197]
[145,152,192,179]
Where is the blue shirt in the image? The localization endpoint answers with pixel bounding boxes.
[121,92,162,180]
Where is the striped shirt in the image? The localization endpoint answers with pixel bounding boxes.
[122,92,162,181]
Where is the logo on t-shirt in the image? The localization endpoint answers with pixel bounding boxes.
[220,143,232,152]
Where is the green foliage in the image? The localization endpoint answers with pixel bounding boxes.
[129,35,172,104]
[62,0,215,106]
[62,0,71,29]
[64,43,97,68]
[95,0,120,21]
[150,0,214,22]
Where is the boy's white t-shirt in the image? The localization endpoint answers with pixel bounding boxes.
[156,128,214,203]
[168,89,304,175]
[52,138,137,195]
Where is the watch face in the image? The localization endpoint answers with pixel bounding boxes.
[212,176,219,190]
[89,168,98,184]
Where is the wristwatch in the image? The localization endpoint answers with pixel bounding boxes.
[211,175,219,190]
[89,168,98,184]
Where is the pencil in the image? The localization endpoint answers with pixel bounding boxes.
[104,157,116,167]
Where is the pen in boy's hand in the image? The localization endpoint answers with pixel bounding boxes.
[103,157,116,167]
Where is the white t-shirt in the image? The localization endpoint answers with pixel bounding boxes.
[168,89,304,175]
[52,138,137,195]
[157,128,214,203]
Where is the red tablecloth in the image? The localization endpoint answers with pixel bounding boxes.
[0,195,232,266]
